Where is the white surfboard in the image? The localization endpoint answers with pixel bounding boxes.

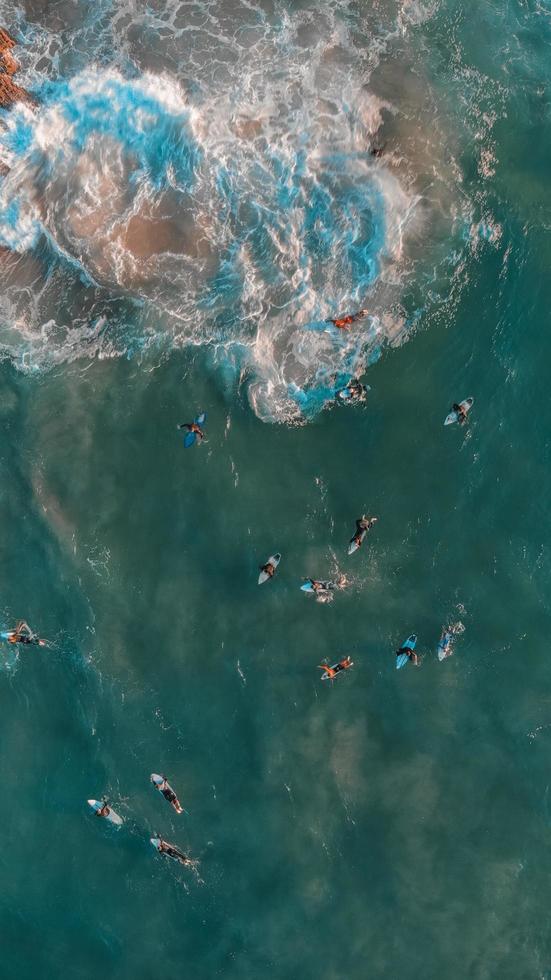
[88,799,123,826]
[444,397,474,425]
[258,553,281,584]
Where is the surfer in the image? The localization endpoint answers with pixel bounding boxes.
[156,776,180,809]
[396,644,419,666]
[157,838,194,867]
[307,579,326,593]
[351,516,378,550]
[318,655,353,678]
[260,560,276,579]
[452,402,468,424]
[96,800,111,818]
[338,378,369,403]
[326,308,369,330]
[6,621,46,646]
[178,421,204,441]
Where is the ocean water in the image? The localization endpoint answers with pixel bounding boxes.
[1,1,551,977]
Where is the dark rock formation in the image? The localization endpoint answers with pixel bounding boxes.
[0,28,35,108]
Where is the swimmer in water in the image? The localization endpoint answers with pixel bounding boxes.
[318,655,353,679]
[326,308,369,330]
[5,621,47,646]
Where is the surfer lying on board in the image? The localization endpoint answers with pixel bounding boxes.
[157,838,195,867]
[396,644,419,666]
[178,421,204,441]
[326,308,369,330]
[351,516,378,550]
[6,621,47,646]
[260,561,276,579]
[158,777,179,808]
[452,402,468,424]
[96,800,111,818]
[318,655,353,678]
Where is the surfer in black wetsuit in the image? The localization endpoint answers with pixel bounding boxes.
[96,801,111,818]
[351,516,377,550]
[160,779,177,805]
[158,838,194,866]
[156,776,181,810]
[396,646,419,666]
[260,561,276,578]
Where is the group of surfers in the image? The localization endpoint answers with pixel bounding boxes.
[94,776,195,868]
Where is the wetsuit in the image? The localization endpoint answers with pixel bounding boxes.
[161,784,178,806]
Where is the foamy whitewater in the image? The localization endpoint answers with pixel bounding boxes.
[0,0,485,421]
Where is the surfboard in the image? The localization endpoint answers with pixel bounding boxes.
[444,398,474,426]
[88,799,123,826]
[183,412,207,447]
[348,529,365,555]
[437,632,453,661]
[396,634,417,670]
[151,773,183,814]
[258,553,281,584]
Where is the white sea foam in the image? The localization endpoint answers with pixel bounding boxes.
[0,0,469,420]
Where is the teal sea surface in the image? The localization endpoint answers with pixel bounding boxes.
[1,1,551,977]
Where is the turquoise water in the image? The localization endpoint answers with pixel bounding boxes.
[1,1,551,977]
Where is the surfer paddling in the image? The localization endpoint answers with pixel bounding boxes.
[326,308,369,330]
[349,516,377,552]
[154,837,197,868]
[452,402,468,424]
[151,774,184,814]
[318,656,353,679]
[4,620,47,646]
[178,420,204,441]
[396,643,419,666]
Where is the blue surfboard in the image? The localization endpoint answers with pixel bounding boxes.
[396,633,417,670]
[183,412,206,448]
[0,631,14,642]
